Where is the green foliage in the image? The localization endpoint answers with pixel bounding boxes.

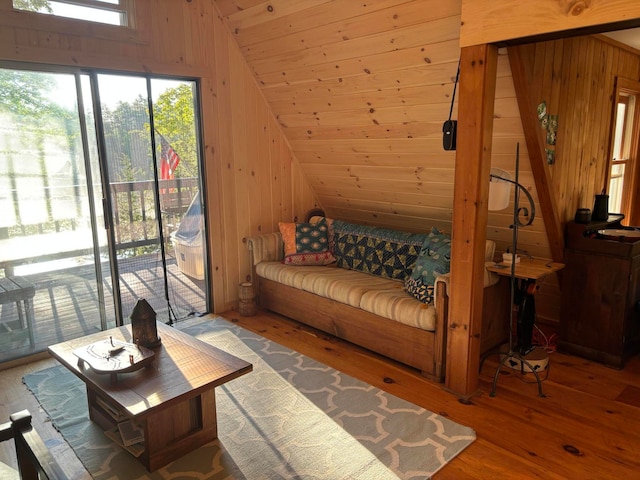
[0,70,59,116]
[13,0,53,13]
[102,96,152,182]
[3,71,200,251]
[152,84,198,178]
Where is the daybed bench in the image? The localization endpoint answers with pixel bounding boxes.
[247,217,507,382]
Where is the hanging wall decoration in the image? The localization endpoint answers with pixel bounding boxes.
[545,148,555,165]
[537,101,548,129]
[547,115,558,146]
[537,101,558,164]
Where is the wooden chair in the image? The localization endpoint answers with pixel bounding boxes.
[0,410,66,480]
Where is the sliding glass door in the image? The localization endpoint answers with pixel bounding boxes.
[94,73,207,325]
[0,64,208,363]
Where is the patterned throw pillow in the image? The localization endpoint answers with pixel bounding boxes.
[331,220,427,280]
[405,227,451,304]
[278,218,333,265]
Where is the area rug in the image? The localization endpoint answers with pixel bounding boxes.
[23,317,475,479]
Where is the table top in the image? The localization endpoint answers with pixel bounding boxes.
[48,322,252,419]
[0,276,36,302]
[486,257,565,281]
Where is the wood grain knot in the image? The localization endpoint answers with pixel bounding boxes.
[565,0,590,16]
[563,444,583,456]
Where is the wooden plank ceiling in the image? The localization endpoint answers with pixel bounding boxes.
[213,0,468,234]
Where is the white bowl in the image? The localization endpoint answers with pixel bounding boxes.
[597,229,640,242]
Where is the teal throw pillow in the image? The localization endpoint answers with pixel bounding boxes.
[405,227,451,304]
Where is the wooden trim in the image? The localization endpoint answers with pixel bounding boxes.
[446,44,498,397]
[0,351,49,372]
[595,33,640,56]
[508,45,565,261]
[460,0,640,47]
[0,46,209,78]
[630,104,640,225]
[0,2,145,44]
[610,77,640,225]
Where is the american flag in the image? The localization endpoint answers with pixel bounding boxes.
[156,131,181,180]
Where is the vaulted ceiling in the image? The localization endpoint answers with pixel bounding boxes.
[213,0,468,234]
[212,0,638,260]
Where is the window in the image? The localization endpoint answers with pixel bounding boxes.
[13,0,131,27]
[608,97,630,213]
[607,77,640,224]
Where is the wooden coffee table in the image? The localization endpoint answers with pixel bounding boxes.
[48,322,252,471]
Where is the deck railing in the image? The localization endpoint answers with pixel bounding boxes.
[0,178,199,277]
[110,177,199,250]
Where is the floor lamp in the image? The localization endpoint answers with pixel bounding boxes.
[487,143,546,398]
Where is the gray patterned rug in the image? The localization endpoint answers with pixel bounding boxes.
[23,317,475,479]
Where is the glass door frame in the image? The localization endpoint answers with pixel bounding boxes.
[88,70,123,326]
[89,69,210,326]
[1,60,210,331]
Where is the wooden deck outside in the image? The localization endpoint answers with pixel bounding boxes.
[0,254,207,364]
[0,177,206,365]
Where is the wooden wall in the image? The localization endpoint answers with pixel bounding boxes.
[487,51,550,260]
[510,34,640,331]
[214,0,464,234]
[490,34,640,331]
[484,49,562,330]
[212,0,558,322]
[213,0,543,244]
[3,0,638,333]
[519,35,640,222]
[0,0,319,312]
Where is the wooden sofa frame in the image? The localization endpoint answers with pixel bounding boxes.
[253,274,508,383]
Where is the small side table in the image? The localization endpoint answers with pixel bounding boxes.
[487,258,564,352]
[485,258,564,396]
[487,257,565,281]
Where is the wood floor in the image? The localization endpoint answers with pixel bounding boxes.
[1,309,639,479]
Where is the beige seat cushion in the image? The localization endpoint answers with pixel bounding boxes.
[256,262,318,289]
[300,268,398,308]
[360,286,436,331]
[257,261,436,331]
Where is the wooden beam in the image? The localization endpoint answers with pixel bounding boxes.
[446,44,498,397]
[460,0,640,47]
[508,46,565,260]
